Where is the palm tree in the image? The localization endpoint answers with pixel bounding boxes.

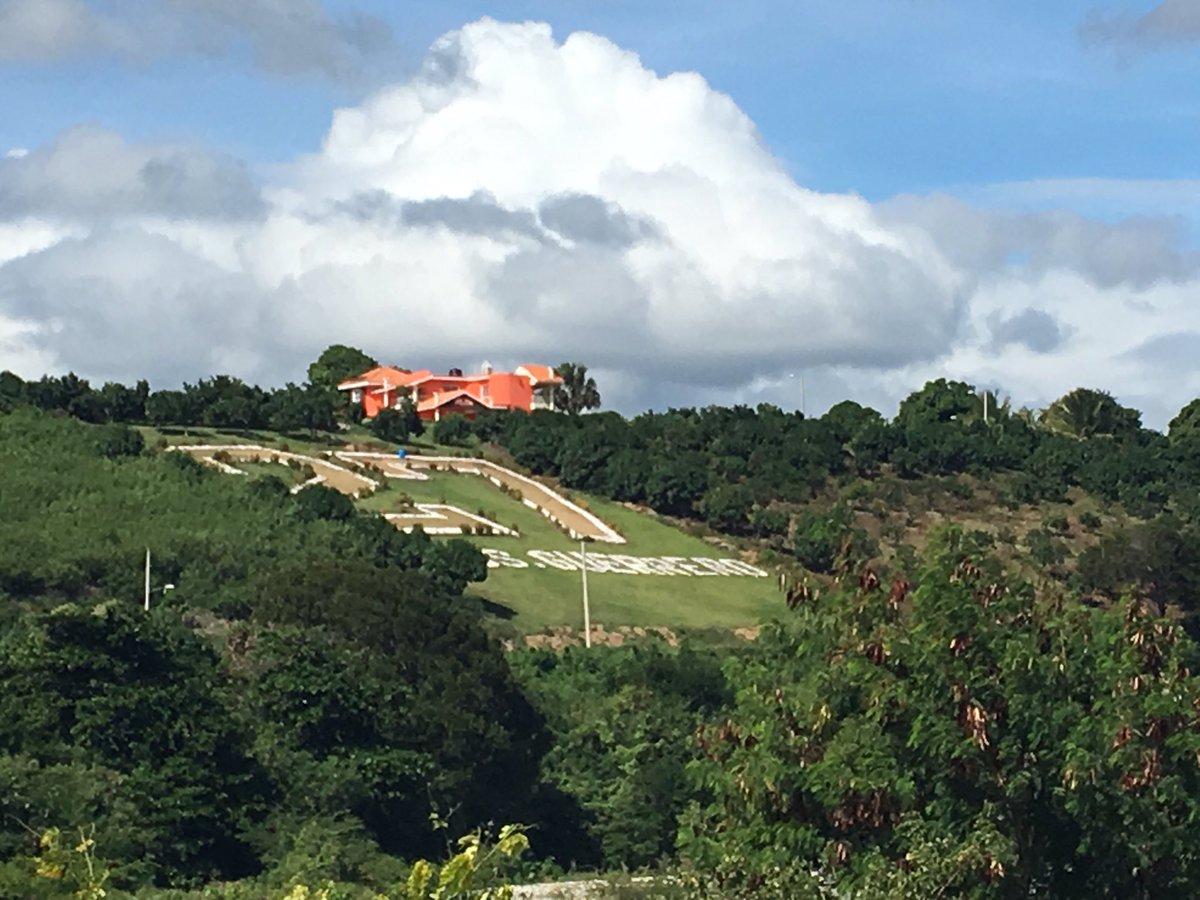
[553,363,601,415]
[1039,388,1140,439]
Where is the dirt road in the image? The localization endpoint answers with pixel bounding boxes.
[344,452,624,544]
[177,444,376,496]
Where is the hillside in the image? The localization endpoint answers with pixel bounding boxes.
[147,427,782,635]
[9,370,1200,897]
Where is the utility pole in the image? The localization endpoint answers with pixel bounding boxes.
[580,540,591,648]
[144,548,151,612]
[983,390,989,425]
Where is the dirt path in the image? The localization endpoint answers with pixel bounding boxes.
[176,444,377,496]
[340,451,624,544]
[177,445,623,544]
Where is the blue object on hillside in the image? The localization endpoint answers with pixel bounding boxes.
[396,448,407,460]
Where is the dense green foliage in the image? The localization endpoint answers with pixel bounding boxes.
[681,529,1200,897]
[0,409,481,616]
[512,645,730,872]
[0,408,536,892]
[0,603,266,888]
[306,345,379,393]
[12,356,1200,897]
[371,401,424,443]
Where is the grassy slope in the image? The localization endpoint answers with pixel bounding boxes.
[362,470,780,632]
[145,429,781,632]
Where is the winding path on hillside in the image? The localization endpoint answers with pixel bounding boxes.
[339,451,626,544]
[174,444,376,495]
[175,444,625,543]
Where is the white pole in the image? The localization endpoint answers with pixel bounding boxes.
[983,390,989,425]
[144,548,151,612]
[581,540,591,648]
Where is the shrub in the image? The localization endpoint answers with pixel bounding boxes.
[433,415,473,447]
[1043,513,1070,534]
[791,504,876,573]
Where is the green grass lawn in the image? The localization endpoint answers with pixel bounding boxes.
[155,428,782,633]
[364,470,781,633]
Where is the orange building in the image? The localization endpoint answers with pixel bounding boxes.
[338,363,562,421]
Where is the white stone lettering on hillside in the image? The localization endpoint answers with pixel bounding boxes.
[484,548,768,577]
[481,548,529,569]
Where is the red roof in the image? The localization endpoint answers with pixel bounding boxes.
[338,367,428,390]
[341,362,557,414]
[516,364,560,384]
[484,372,530,408]
[416,389,488,413]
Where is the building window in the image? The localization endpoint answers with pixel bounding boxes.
[350,389,363,403]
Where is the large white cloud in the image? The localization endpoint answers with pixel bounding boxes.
[1,18,1198,427]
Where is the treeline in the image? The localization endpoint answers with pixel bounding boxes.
[411,380,1200,547]
[0,370,340,433]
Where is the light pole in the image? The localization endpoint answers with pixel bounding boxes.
[142,549,175,611]
[788,372,806,417]
[580,539,592,648]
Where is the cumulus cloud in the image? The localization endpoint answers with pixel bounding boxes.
[2,18,1200,427]
[1084,0,1200,48]
[0,125,265,222]
[0,0,393,77]
[0,228,276,385]
[987,309,1069,354]
[880,193,1200,290]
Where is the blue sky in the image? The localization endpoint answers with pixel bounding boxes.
[1,1,1198,425]
[4,1,1196,200]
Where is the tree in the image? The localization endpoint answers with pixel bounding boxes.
[552,363,601,415]
[292,483,357,522]
[1169,398,1200,444]
[790,503,875,573]
[1040,387,1141,440]
[251,562,547,857]
[681,528,1200,897]
[93,423,144,459]
[96,380,148,423]
[821,400,884,445]
[0,602,266,885]
[433,414,473,447]
[420,539,489,596]
[145,389,197,426]
[699,482,754,534]
[307,344,378,392]
[267,383,337,434]
[896,378,978,428]
[644,451,709,518]
[0,370,26,411]
[512,644,729,872]
[370,400,423,443]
